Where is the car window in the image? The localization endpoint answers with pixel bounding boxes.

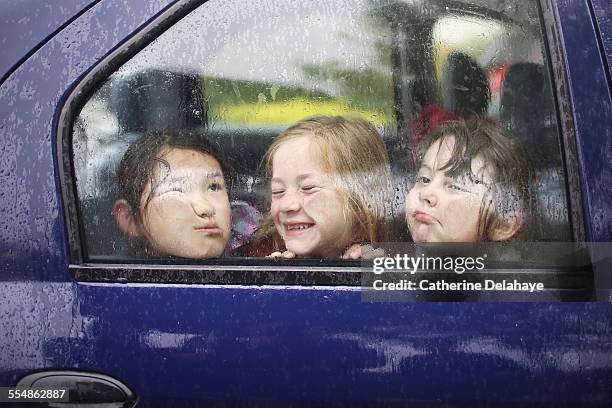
[71,0,572,264]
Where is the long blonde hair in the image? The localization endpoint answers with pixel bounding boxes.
[261,116,392,245]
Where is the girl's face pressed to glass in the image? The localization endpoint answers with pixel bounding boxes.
[139,147,231,258]
[405,136,493,243]
[270,136,352,258]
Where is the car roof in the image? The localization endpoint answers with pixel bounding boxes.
[0,0,98,82]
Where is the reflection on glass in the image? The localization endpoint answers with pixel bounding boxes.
[73,0,571,261]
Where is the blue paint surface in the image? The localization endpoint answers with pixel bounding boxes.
[554,0,612,241]
[0,0,98,81]
[3,281,612,403]
[0,0,611,404]
[591,0,612,80]
[0,0,175,282]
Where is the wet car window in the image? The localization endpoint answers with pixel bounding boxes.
[71,0,571,262]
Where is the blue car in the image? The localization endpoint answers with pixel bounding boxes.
[1,0,611,406]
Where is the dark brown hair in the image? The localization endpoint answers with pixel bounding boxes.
[418,118,532,240]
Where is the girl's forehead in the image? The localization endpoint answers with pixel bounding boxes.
[273,136,319,166]
[422,136,491,180]
[157,147,222,171]
[423,136,455,162]
[271,137,336,183]
[420,136,455,172]
[276,135,315,153]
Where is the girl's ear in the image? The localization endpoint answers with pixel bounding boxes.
[113,199,141,238]
[489,212,522,241]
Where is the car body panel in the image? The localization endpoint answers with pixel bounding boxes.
[591,0,612,81]
[0,0,176,283]
[1,0,612,405]
[3,280,612,403]
[0,0,100,83]
[556,0,612,242]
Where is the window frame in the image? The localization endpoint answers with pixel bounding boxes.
[57,0,589,293]
[539,0,586,242]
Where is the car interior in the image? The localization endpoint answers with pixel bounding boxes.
[73,0,572,263]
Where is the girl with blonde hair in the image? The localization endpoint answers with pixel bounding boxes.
[242,116,392,258]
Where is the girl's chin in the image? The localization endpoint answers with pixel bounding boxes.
[411,224,431,243]
[284,243,312,257]
[286,245,342,259]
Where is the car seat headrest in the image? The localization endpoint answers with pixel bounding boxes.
[441,52,491,117]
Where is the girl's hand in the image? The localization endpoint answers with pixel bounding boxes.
[341,244,385,260]
[341,244,363,260]
[267,251,296,259]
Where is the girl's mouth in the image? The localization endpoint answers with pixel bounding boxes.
[284,222,314,235]
[194,224,222,235]
[414,211,438,224]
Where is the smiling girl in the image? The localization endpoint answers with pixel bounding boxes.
[405,118,531,243]
[249,116,392,259]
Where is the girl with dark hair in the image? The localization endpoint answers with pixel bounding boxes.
[113,129,232,258]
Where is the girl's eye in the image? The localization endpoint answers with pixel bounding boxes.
[448,183,469,193]
[208,182,224,192]
[160,186,184,194]
[271,189,285,196]
[301,185,316,193]
[416,175,430,185]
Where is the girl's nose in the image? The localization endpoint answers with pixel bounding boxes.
[191,194,216,217]
[419,184,438,207]
[279,191,301,212]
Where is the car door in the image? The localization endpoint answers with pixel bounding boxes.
[2,0,612,406]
